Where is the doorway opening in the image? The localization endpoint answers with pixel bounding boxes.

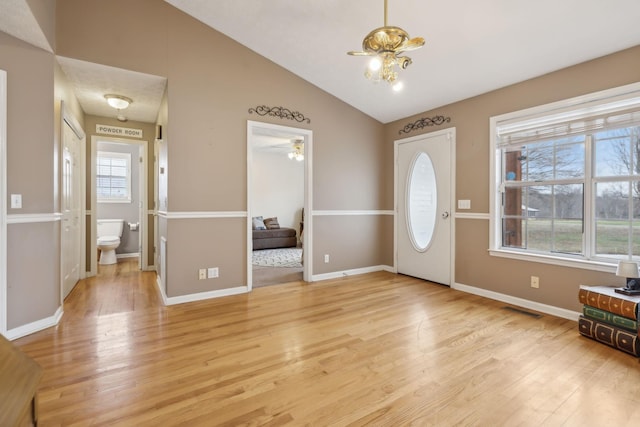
[247,121,312,289]
[90,135,148,276]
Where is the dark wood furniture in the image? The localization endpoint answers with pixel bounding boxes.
[0,333,42,426]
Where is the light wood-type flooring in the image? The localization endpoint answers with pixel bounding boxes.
[15,259,640,426]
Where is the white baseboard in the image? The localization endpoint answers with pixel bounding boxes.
[452,282,581,321]
[312,265,393,282]
[116,252,139,259]
[155,275,248,306]
[6,306,63,340]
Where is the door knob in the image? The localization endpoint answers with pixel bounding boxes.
[442,211,450,219]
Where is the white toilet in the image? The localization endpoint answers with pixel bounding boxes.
[97,219,124,265]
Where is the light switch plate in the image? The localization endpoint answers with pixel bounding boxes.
[457,199,471,209]
[10,194,22,209]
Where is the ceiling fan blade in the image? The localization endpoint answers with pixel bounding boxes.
[398,37,425,52]
[347,50,375,56]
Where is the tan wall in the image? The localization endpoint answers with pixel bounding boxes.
[313,215,390,274]
[1,30,60,330]
[384,45,640,312]
[56,0,387,297]
[3,34,55,214]
[166,218,246,297]
[7,222,60,329]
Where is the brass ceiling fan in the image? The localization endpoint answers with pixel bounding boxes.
[348,0,425,89]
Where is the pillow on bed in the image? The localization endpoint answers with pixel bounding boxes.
[252,216,266,230]
[263,217,280,229]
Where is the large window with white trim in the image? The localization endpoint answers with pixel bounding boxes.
[491,83,640,269]
[97,151,131,203]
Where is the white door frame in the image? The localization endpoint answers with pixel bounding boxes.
[61,101,86,300]
[246,120,313,289]
[394,127,456,284]
[0,70,7,335]
[90,135,148,276]
[154,137,161,272]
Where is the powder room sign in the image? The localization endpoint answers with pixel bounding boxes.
[96,124,143,138]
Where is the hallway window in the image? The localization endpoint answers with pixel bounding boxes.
[97,151,131,203]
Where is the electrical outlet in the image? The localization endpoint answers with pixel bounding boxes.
[324,254,330,263]
[531,276,539,288]
[208,267,219,278]
[198,268,206,280]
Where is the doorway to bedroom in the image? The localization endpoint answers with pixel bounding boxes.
[247,121,312,289]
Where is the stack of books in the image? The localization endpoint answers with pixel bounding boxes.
[578,285,640,356]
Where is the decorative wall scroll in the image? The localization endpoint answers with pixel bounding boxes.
[398,115,451,135]
[248,105,311,124]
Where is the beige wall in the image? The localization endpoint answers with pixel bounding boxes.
[1,29,60,330]
[384,45,640,312]
[56,0,387,298]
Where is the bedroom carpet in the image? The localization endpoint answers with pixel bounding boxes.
[252,248,302,268]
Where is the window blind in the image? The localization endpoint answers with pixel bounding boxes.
[496,95,640,147]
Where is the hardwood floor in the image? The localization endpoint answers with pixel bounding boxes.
[15,260,640,426]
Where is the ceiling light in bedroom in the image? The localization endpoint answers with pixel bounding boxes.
[105,94,132,110]
[347,0,424,86]
[288,141,304,161]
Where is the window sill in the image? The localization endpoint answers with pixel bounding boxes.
[488,248,616,274]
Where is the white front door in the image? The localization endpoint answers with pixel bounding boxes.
[62,119,82,298]
[396,128,455,285]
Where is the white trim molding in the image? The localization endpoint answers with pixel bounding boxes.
[5,306,64,340]
[157,211,247,219]
[313,210,394,216]
[312,265,393,282]
[455,212,490,220]
[0,69,6,335]
[488,248,617,274]
[156,275,248,305]
[452,281,580,321]
[7,213,62,224]
[247,120,314,286]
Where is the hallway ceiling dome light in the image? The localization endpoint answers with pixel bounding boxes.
[104,94,132,110]
[347,0,425,89]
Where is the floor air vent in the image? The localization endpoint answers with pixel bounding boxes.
[502,306,542,318]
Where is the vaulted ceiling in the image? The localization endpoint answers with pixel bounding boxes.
[1,0,640,124]
[166,0,640,123]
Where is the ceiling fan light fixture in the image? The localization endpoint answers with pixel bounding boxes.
[347,0,424,86]
[105,94,132,110]
[288,141,304,161]
[368,57,382,72]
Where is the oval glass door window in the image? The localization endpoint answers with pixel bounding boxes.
[406,152,437,251]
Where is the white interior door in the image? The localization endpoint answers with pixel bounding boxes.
[61,117,83,298]
[396,128,455,285]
